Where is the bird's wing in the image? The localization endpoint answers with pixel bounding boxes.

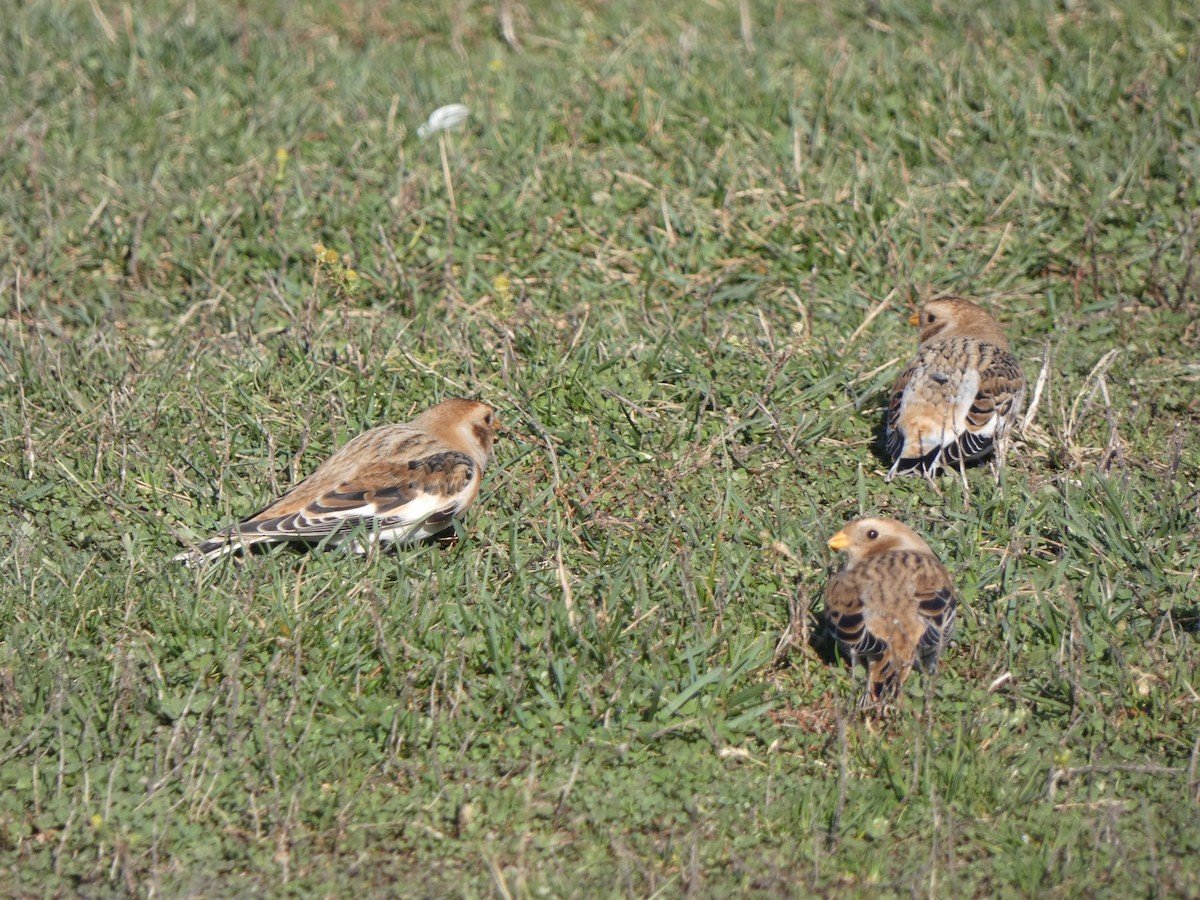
[825,571,888,658]
[911,558,957,665]
[231,450,478,541]
[889,337,1027,470]
[955,348,1026,458]
[885,359,921,460]
[887,348,978,460]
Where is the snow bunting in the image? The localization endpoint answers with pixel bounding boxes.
[885,298,1025,480]
[176,398,497,564]
[824,517,957,712]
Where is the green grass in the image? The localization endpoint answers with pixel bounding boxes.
[2,0,1199,894]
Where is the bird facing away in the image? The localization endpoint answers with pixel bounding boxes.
[885,298,1026,481]
[823,517,958,712]
[176,398,498,564]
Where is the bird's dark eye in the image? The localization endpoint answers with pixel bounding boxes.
[927,314,937,323]
[485,413,493,425]
[866,529,879,540]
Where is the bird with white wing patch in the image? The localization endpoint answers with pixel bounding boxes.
[885,297,1026,483]
[175,398,497,565]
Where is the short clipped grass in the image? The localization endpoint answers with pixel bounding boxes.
[2,0,1199,894]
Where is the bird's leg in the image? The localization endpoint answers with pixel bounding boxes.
[849,651,874,714]
[992,429,1010,487]
[886,458,901,482]
[922,461,945,499]
[956,447,971,509]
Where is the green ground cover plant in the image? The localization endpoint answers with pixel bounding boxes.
[1,0,1198,894]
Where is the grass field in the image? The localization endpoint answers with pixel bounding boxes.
[2,0,1199,894]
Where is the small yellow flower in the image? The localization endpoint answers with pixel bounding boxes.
[489,58,504,72]
[91,814,103,829]
[493,273,512,301]
[323,248,340,265]
[275,148,289,164]
[313,242,327,257]
[345,269,359,283]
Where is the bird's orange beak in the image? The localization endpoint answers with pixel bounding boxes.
[907,312,921,327]
[827,529,850,551]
